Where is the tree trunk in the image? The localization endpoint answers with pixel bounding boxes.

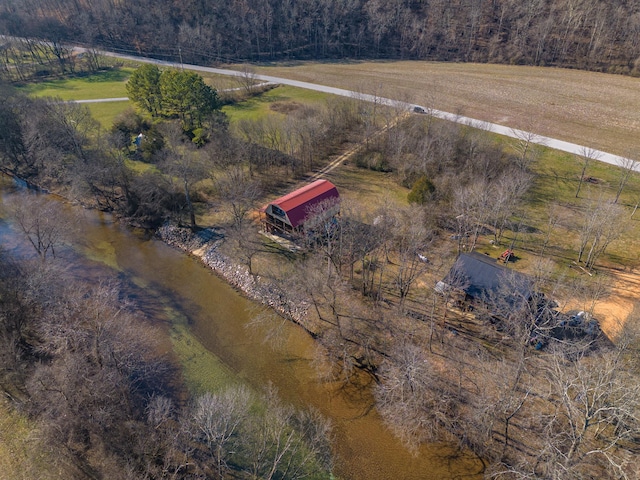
[184,180,196,230]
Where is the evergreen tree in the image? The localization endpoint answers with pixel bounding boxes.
[125,64,162,115]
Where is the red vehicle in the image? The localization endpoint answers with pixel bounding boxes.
[499,249,513,263]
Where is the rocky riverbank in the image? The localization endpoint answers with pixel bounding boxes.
[157,224,311,332]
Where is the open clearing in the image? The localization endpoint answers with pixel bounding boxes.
[17,68,133,100]
[252,61,640,158]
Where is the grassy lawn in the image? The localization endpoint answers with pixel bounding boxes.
[199,72,249,92]
[86,100,132,128]
[0,400,58,479]
[222,84,331,124]
[447,126,640,273]
[18,68,133,100]
[16,67,134,128]
[526,145,640,267]
[325,161,410,216]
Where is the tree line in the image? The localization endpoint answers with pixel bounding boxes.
[0,36,108,82]
[2,0,640,73]
[0,67,367,231]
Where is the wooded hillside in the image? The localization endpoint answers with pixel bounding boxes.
[2,0,640,73]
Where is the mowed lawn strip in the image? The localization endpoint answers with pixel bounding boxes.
[222,84,331,124]
[17,68,133,100]
[525,144,640,268]
[251,61,640,158]
[86,101,132,128]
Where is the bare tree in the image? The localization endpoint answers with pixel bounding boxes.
[510,127,545,171]
[539,345,640,479]
[240,385,333,480]
[453,179,491,252]
[391,205,431,309]
[489,169,533,245]
[374,340,459,453]
[575,146,601,198]
[614,156,638,204]
[25,280,171,477]
[7,195,74,260]
[286,253,355,341]
[540,202,562,256]
[237,64,260,95]
[227,221,266,276]
[190,386,252,478]
[465,350,532,464]
[160,125,208,229]
[335,200,377,282]
[576,193,628,270]
[213,166,262,230]
[301,196,342,278]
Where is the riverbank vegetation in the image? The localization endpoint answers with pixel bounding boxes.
[0,219,333,479]
[1,60,640,479]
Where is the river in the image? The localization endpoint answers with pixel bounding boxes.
[0,175,483,480]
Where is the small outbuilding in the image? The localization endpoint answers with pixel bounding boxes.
[262,179,340,235]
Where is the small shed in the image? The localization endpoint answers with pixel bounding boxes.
[262,179,340,234]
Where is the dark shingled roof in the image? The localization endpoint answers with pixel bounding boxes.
[443,252,533,305]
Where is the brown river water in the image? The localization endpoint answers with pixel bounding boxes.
[0,176,484,480]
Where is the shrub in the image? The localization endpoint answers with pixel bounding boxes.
[407,175,435,204]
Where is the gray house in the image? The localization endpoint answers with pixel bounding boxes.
[438,252,533,306]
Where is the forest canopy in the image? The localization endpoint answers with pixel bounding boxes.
[1,0,640,73]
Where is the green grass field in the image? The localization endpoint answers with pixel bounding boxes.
[222,84,331,123]
[17,67,334,130]
[17,67,134,128]
[527,145,640,266]
[18,68,133,100]
[86,101,132,128]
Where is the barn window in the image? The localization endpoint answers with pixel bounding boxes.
[272,205,286,218]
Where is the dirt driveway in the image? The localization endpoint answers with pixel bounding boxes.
[595,271,639,340]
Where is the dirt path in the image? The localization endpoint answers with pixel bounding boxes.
[595,271,639,340]
[563,269,639,341]
[307,113,409,182]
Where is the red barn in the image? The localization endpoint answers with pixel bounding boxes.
[262,179,340,234]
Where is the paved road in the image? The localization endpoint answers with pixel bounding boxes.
[90,48,631,170]
[74,97,129,103]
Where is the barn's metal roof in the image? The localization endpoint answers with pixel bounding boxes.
[268,179,340,228]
